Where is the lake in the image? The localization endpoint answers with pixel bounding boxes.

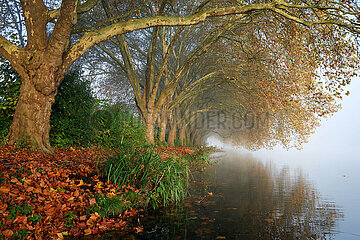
[128,148,359,240]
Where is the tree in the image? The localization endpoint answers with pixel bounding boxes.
[1,0,360,152]
[189,13,358,149]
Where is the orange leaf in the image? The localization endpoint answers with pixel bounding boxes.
[2,229,14,238]
[84,228,92,235]
[78,222,87,229]
[89,198,96,206]
[77,179,84,187]
[0,186,10,193]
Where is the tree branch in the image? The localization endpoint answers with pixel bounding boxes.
[62,2,276,71]
[48,0,99,21]
[0,35,24,72]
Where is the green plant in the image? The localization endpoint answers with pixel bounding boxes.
[13,134,33,150]
[0,173,4,184]
[102,147,190,208]
[88,194,133,217]
[103,147,162,188]
[50,69,97,147]
[7,204,33,220]
[94,103,148,150]
[28,214,43,225]
[0,56,21,141]
[11,229,28,240]
[146,156,189,208]
[64,211,77,228]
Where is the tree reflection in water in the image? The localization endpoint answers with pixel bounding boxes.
[101,152,343,240]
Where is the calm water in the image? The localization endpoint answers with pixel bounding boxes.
[98,143,360,239]
[128,149,359,240]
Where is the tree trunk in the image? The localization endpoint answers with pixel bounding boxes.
[7,72,59,153]
[143,112,156,145]
[190,131,195,146]
[195,133,201,146]
[178,124,186,146]
[167,117,176,147]
[159,110,168,143]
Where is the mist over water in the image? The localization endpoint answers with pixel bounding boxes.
[206,78,360,239]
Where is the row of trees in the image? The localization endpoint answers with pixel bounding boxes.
[1,0,359,152]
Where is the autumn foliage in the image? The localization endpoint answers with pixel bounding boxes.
[0,144,138,239]
[0,144,209,239]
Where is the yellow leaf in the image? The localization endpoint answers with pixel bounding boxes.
[56,232,64,239]
[106,192,116,197]
[77,179,84,187]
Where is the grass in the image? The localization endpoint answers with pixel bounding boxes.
[102,147,196,209]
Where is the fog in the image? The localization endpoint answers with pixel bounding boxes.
[206,78,360,239]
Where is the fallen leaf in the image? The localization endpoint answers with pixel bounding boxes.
[264,218,273,223]
[84,228,92,235]
[56,232,64,239]
[78,222,87,229]
[77,179,84,187]
[0,186,10,194]
[2,229,14,238]
[89,198,96,206]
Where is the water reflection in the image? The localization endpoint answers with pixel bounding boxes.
[139,152,343,240]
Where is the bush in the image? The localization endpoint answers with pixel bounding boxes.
[102,147,189,208]
[50,70,97,147]
[0,56,21,141]
[94,103,148,149]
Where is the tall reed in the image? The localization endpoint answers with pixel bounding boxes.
[102,147,189,208]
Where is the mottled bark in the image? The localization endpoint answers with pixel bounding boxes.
[8,69,60,153]
[143,111,157,145]
[3,0,76,153]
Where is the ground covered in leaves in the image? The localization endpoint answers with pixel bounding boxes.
[0,144,203,240]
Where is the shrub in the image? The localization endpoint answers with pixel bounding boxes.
[94,103,148,150]
[50,70,97,147]
[0,56,21,141]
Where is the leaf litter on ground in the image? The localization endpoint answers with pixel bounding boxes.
[0,144,205,239]
[0,144,138,239]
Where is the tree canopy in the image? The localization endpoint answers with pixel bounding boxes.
[0,0,360,152]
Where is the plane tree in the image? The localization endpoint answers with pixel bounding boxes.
[1,0,360,152]
[191,14,358,149]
